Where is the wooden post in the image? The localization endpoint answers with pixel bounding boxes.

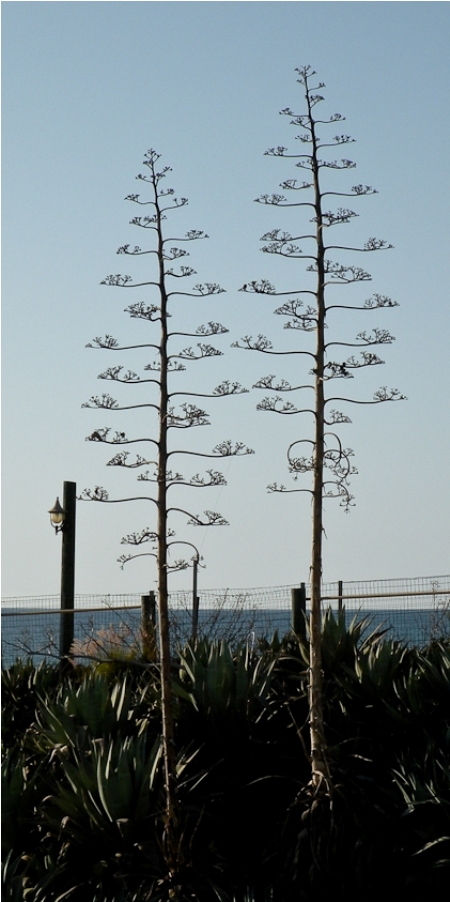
[338,579,344,624]
[292,583,307,640]
[60,481,76,661]
[192,596,200,643]
[141,591,157,661]
[192,555,199,642]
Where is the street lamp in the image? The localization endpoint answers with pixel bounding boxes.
[48,497,65,533]
[48,482,76,661]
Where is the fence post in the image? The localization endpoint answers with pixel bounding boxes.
[338,580,345,625]
[60,481,76,662]
[292,583,307,640]
[192,555,200,642]
[141,591,157,661]
[192,595,200,643]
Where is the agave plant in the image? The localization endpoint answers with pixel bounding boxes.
[41,732,163,840]
[5,723,166,899]
[1,752,33,860]
[34,672,134,753]
[1,659,69,752]
[176,639,277,723]
[392,740,450,890]
[171,639,310,898]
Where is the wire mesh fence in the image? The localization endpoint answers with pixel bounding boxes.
[2,574,450,666]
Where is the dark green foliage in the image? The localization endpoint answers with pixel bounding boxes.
[2,626,450,900]
[1,659,69,750]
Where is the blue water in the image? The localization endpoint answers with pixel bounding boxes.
[1,603,442,668]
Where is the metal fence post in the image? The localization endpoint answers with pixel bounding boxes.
[292,583,307,640]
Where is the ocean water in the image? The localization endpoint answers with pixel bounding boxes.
[1,603,443,668]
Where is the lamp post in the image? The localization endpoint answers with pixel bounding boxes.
[48,481,76,660]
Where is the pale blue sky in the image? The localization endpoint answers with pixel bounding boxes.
[2,1,449,597]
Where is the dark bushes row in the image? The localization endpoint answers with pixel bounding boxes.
[2,611,449,900]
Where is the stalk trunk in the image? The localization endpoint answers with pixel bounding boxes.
[154,182,180,867]
[308,87,328,787]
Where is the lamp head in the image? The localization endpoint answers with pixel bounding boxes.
[48,497,65,533]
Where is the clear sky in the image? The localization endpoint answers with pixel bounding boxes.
[2,1,449,599]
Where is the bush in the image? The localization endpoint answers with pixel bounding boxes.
[2,626,449,900]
